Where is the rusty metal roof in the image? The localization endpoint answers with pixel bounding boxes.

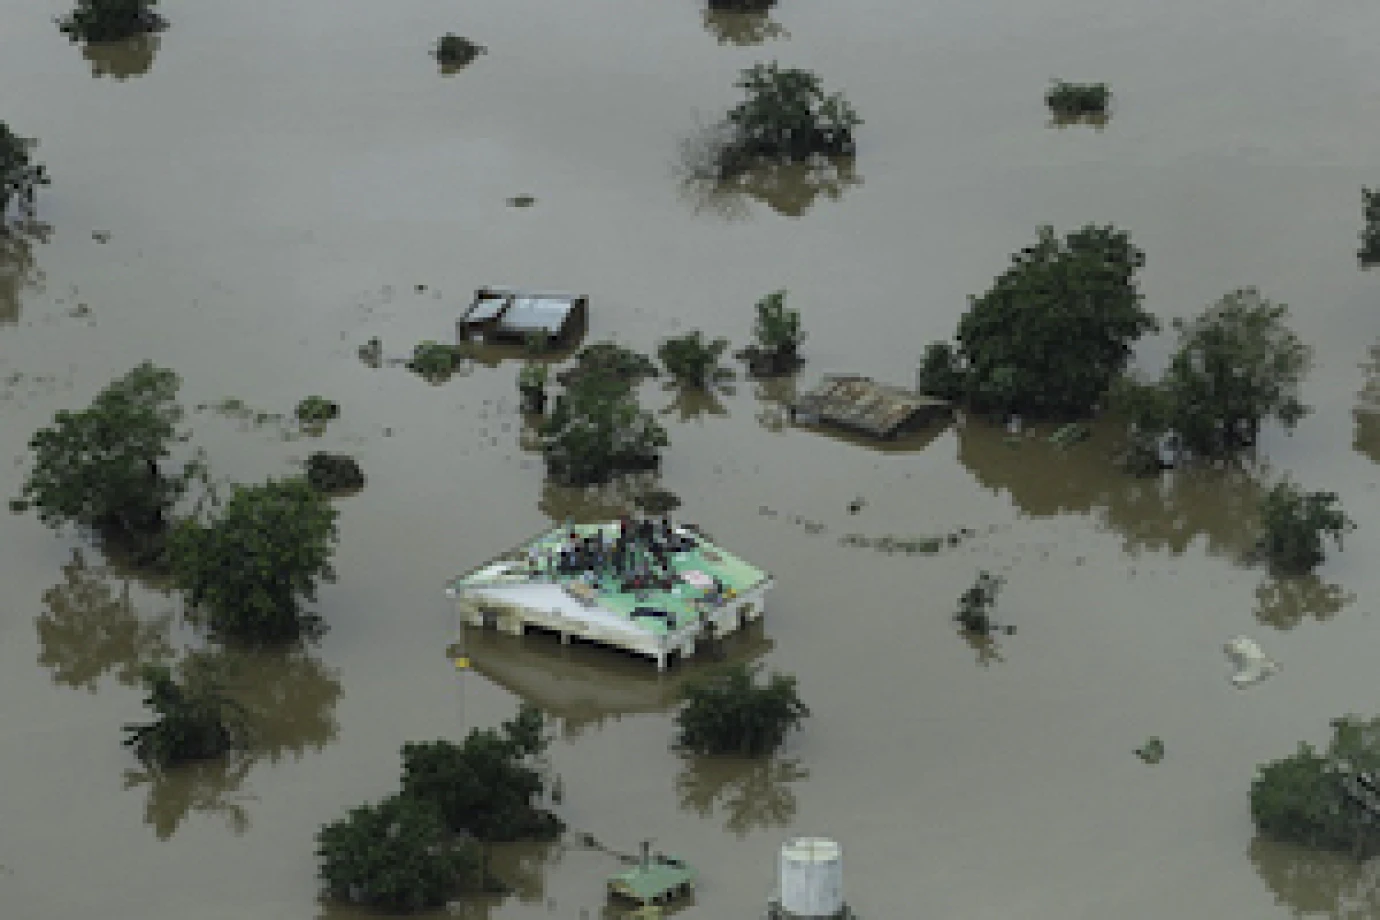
[793,375,949,438]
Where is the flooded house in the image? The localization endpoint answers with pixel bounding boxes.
[790,374,951,440]
[446,519,773,670]
[456,286,589,346]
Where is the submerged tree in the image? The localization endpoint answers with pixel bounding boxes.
[542,344,667,486]
[304,452,364,496]
[517,361,549,414]
[737,289,804,377]
[58,0,166,43]
[19,362,191,560]
[1360,188,1380,267]
[1256,480,1354,574]
[955,570,1004,636]
[1045,80,1111,124]
[1157,288,1311,457]
[169,477,338,645]
[674,662,809,757]
[318,793,479,913]
[658,330,732,389]
[399,704,561,842]
[0,122,48,221]
[702,7,787,46]
[433,34,485,72]
[294,395,339,429]
[1251,715,1380,858]
[122,661,249,768]
[927,224,1153,419]
[720,62,861,168]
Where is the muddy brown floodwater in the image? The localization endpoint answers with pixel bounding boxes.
[6,0,1380,917]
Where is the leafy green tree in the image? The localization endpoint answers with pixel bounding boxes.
[122,661,248,768]
[936,224,1154,419]
[58,0,165,42]
[674,662,809,756]
[1256,479,1354,574]
[723,62,861,164]
[916,340,965,401]
[169,477,338,645]
[293,395,339,428]
[407,340,466,383]
[304,452,364,495]
[400,704,561,842]
[739,290,804,376]
[556,340,659,390]
[19,362,189,558]
[658,330,731,389]
[0,122,48,221]
[1251,716,1380,857]
[541,363,668,486]
[317,794,478,913]
[708,0,774,10]
[1159,288,1311,456]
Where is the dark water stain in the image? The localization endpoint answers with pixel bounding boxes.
[1253,575,1356,632]
[123,755,256,841]
[679,154,862,220]
[80,34,160,80]
[1249,836,1380,918]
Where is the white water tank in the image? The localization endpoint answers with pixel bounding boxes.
[778,837,844,918]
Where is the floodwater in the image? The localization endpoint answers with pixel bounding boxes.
[5,0,1380,916]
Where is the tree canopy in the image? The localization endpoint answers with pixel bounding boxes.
[927,224,1154,419]
[674,662,809,756]
[399,704,560,842]
[20,362,188,558]
[0,121,48,222]
[58,0,165,43]
[169,477,338,645]
[658,330,732,390]
[1251,715,1380,858]
[723,62,860,164]
[317,794,478,913]
[1256,479,1354,574]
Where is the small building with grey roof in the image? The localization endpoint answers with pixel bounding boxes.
[457,287,588,345]
[790,374,951,440]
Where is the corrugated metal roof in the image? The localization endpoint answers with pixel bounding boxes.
[607,855,696,903]
[501,295,577,333]
[463,295,510,323]
[793,375,949,438]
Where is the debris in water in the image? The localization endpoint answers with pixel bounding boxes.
[91,231,109,243]
[1135,737,1165,764]
[1224,635,1280,687]
[507,194,537,208]
[847,497,865,514]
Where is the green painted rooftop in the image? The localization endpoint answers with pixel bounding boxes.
[607,854,697,902]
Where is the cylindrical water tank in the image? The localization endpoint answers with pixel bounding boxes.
[778,837,844,918]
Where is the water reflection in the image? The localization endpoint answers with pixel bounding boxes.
[464,622,773,739]
[1353,341,1380,465]
[36,549,175,692]
[701,9,788,46]
[753,376,796,433]
[660,383,731,423]
[123,647,342,838]
[962,630,1005,667]
[81,35,160,80]
[675,755,806,836]
[0,223,48,324]
[681,155,862,219]
[1249,835,1380,917]
[538,473,665,523]
[957,420,1265,558]
[1254,575,1355,631]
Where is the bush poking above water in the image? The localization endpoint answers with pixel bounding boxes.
[1045,80,1111,124]
[294,395,339,428]
[738,289,804,377]
[674,663,809,757]
[1256,480,1354,574]
[719,62,861,169]
[58,0,167,43]
[658,330,732,390]
[707,0,775,9]
[407,340,466,383]
[1360,188,1380,267]
[955,570,1003,635]
[434,34,485,70]
[305,453,365,496]
[0,122,48,222]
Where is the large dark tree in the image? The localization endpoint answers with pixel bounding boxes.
[925,225,1154,419]
[20,362,189,559]
[1256,480,1354,574]
[399,704,560,842]
[674,662,809,756]
[317,794,478,913]
[169,477,338,645]
[723,62,860,163]
[58,0,165,43]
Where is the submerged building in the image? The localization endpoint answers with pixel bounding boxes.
[446,519,773,670]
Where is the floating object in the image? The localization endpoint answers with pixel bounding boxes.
[1224,635,1280,687]
[773,837,846,919]
[453,657,470,669]
[1135,736,1164,764]
[607,842,696,906]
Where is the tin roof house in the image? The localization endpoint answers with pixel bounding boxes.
[790,374,951,440]
[457,287,588,346]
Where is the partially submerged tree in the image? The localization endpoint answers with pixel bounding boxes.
[1256,479,1354,574]
[542,345,668,485]
[1158,288,1311,457]
[674,662,809,757]
[400,704,561,842]
[58,0,166,43]
[1360,188,1380,267]
[407,340,466,383]
[720,62,861,168]
[0,122,48,222]
[738,289,804,377]
[19,362,189,560]
[122,662,248,768]
[702,7,787,47]
[658,330,732,389]
[1251,715,1380,857]
[294,395,339,429]
[1045,80,1111,123]
[708,0,774,9]
[930,224,1154,419]
[517,362,549,414]
[304,452,365,496]
[317,794,479,913]
[169,477,338,645]
[955,570,1004,636]
[433,34,485,71]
